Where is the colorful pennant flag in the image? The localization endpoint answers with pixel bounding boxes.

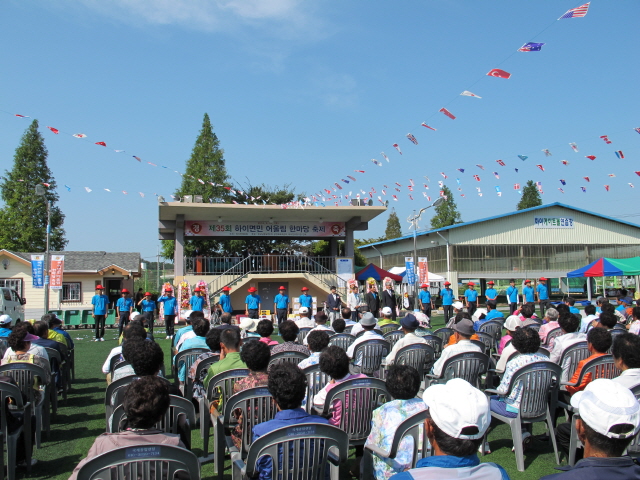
[518,42,545,52]
[439,107,456,120]
[635,128,640,135]
[518,155,528,161]
[440,172,448,179]
[371,159,382,166]
[560,179,566,185]
[355,170,365,173]
[608,174,616,178]
[581,187,587,192]
[542,149,552,156]
[496,159,505,166]
[473,175,481,181]
[421,122,436,131]
[630,184,635,188]
[14,114,29,118]
[476,164,485,170]
[615,151,625,159]
[558,188,564,193]
[47,126,59,134]
[486,69,512,79]
[84,187,92,193]
[392,143,402,154]
[604,185,610,191]
[381,152,390,162]
[133,156,141,162]
[73,133,87,138]
[585,155,596,161]
[600,135,612,144]
[536,164,545,171]
[460,91,481,98]
[495,186,502,196]
[514,183,520,190]
[347,175,356,181]
[406,134,418,145]
[457,168,465,173]
[559,2,590,20]
[569,143,579,152]
[95,141,107,147]
[493,172,500,179]
[583,177,590,182]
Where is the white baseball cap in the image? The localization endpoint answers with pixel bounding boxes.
[423,378,490,440]
[299,307,309,314]
[570,379,640,439]
[130,312,141,321]
[452,301,464,310]
[504,315,521,331]
[239,318,257,332]
[381,306,393,315]
[0,315,12,326]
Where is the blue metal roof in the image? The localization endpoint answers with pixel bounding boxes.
[359,202,640,249]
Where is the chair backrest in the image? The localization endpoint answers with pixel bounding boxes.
[110,394,196,437]
[470,339,488,354]
[478,320,503,343]
[356,329,383,339]
[75,444,201,480]
[503,361,562,421]
[544,327,564,347]
[109,354,125,374]
[0,380,29,434]
[44,347,62,372]
[205,368,250,412]
[112,361,131,374]
[104,375,139,427]
[433,328,453,346]
[0,363,49,405]
[395,344,436,377]
[173,348,210,383]
[383,330,405,349]
[343,325,354,334]
[223,386,277,456]
[0,338,8,358]
[322,377,390,442]
[438,352,490,388]
[353,339,391,376]
[302,365,331,414]
[184,354,219,400]
[608,329,626,353]
[380,324,400,335]
[268,351,309,371]
[296,328,313,345]
[242,423,348,480]
[419,335,443,357]
[527,323,541,333]
[385,410,429,462]
[328,333,356,351]
[627,384,640,453]
[559,341,590,379]
[574,354,620,384]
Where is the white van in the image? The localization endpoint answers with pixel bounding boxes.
[0,287,25,323]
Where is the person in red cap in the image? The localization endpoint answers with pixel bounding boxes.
[245,287,261,319]
[464,282,479,317]
[536,277,550,317]
[91,285,110,342]
[299,287,313,316]
[418,283,434,318]
[485,281,498,303]
[137,292,157,333]
[506,279,519,315]
[217,286,233,315]
[189,287,205,313]
[116,288,134,337]
[523,279,535,305]
[274,286,290,325]
[439,281,455,323]
[157,286,178,339]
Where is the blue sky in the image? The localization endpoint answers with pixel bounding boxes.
[1,1,639,262]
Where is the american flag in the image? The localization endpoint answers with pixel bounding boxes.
[406,133,418,145]
[559,2,590,19]
[440,172,448,179]
[496,159,505,166]
[558,188,565,193]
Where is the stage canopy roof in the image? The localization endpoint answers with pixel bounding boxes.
[567,257,640,277]
[356,263,403,282]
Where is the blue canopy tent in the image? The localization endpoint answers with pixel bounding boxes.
[566,256,640,301]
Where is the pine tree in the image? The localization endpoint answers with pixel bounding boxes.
[517,180,543,210]
[385,209,402,239]
[430,186,462,229]
[0,120,67,251]
[162,113,231,259]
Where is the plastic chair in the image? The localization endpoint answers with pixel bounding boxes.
[328,333,355,351]
[380,323,401,335]
[267,351,309,372]
[394,344,436,378]
[201,368,249,460]
[433,327,453,346]
[419,335,443,358]
[383,330,405,349]
[0,381,32,479]
[362,410,429,479]
[355,329,383,339]
[426,351,490,389]
[624,384,640,455]
[216,386,277,480]
[320,377,390,446]
[471,338,490,355]
[527,323,541,333]
[186,354,219,401]
[344,325,353,335]
[173,347,210,384]
[0,339,9,359]
[296,327,312,345]
[543,327,564,348]
[482,361,563,472]
[104,375,138,428]
[558,341,590,383]
[76,444,201,480]
[232,423,348,480]
[560,354,619,397]
[608,328,626,352]
[44,347,64,410]
[0,363,50,449]
[352,339,391,376]
[478,320,503,350]
[302,365,331,414]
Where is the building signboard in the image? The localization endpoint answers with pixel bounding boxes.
[185,220,345,238]
[534,217,574,229]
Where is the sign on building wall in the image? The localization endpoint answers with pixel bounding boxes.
[185,221,346,238]
[31,255,44,288]
[418,257,429,284]
[336,258,353,288]
[405,257,416,284]
[50,255,65,290]
[534,217,574,229]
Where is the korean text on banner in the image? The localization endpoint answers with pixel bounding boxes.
[418,257,429,285]
[185,220,345,238]
[405,257,416,285]
[336,258,353,288]
[50,255,64,290]
[31,255,44,288]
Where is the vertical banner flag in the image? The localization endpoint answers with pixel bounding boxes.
[31,255,44,288]
[405,257,416,285]
[50,255,65,290]
[418,257,429,285]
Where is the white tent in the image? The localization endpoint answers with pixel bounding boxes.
[388,267,446,284]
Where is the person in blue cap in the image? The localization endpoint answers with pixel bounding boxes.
[440,281,455,323]
[464,282,479,318]
[506,279,519,315]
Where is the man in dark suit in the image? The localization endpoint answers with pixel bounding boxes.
[326,286,343,322]
[381,282,398,321]
[365,284,380,318]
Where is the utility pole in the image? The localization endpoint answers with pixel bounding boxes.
[35,185,51,315]
[157,246,160,292]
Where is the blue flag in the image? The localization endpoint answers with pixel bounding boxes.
[518,42,545,52]
[518,155,528,161]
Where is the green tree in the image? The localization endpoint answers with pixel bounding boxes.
[517,180,543,210]
[0,119,67,251]
[162,113,231,259]
[385,209,402,239]
[430,186,462,229]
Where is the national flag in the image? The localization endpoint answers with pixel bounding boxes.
[486,69,511,79]
[133,156,141,162]
[139,192,145,197]
[409,179,415,186]
[424,175,430,182]
[439,107,456,120]
[560,179,567,185]
[559,2,590,20]
[392,195,398,201]
[635,172,640,177]
[355,170,365,173]
[558,188,565,193]
[406,133,418,145]
[393,143,402,154]
[460,194,465,198]
[409,195,414,200]
[460,91,481,98]
[604,185,610,192]
[421,122,437,131]
[600,135,612,144]
[122,190,128,195]
[630,183,635,188]
[114,150,125,153]
[47,126,59,134]
[561,160,570,165]
[423,184,429,189]
[198,179,205,184]
[395,182,402,187]
[438,181,444,187]
[73,133,87,138]
[493,172,500,179]
[569,143,579,152]
[518,155,528,161]
[476,187,482,192]
[347,175,356,181]
[514,183,520,190]
[496,159,505,166]
[64,185,71,191]
[334,183,342,190]
[148,162,157,166]
[542,149,552,156]
[518,42,545,52]
[476,164,485,170]
[371,159,382,166]
[473,175,481,181]
[381,152,390,162]
[382,190,387,195]
[439,190,446,197]
[585,155,596,161]
[495,186,502,196]
[583,177,590,182]
[635,128,640,135]
[457,168,465,173]
[536,164,545,171]
[341,179,349,184]
[104,188,111,192]
[84,187,92,193]
[95,141,107,147]
[608,174,616,178]
[615,151,625,159]
[42,183,50,187]
[14,114,29,118]
[581,187,587,192]
[456,178,461,186]
[440,172,448,179]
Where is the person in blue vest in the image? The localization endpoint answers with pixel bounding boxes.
[536,277,550,318]
[299,287,313,316]
[506,279,519,315]
[0,315,13,337]
[217,286,233,315]
[474,300,504,331]
[565,297,581,315]
[440,281,455,324]
[523,279,535,305]
[274,286,290,325]
[157,286,178,340]
[189,287,205,312]
[485,281,498,303]
[92,285,110,342]
[116,288,134,337]
[137,292,157,333]
[418,283,434,319]
[245,287,261,319]
[464,282,479,318]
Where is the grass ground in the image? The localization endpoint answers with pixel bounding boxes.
[15,313,564,479]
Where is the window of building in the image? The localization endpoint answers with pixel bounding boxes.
[0,279,23,297]
[62,282,82,302]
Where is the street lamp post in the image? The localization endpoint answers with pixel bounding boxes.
[35,185,51,315]
[407,197,446,296]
